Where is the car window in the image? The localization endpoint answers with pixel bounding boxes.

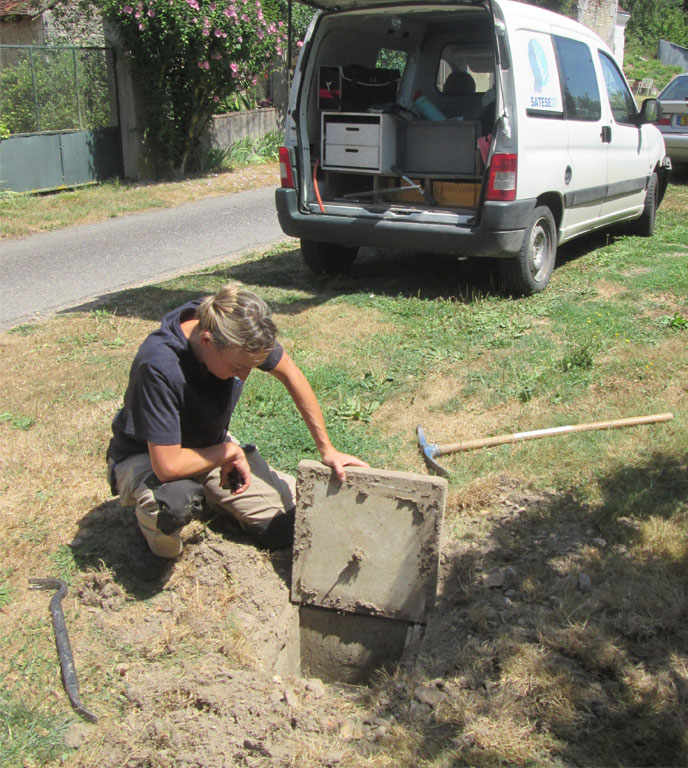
[552,35,601,121]
[598,51,637,124]
[659,77,688,100]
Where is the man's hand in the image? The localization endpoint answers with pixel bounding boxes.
[320,448,369,484]
[220,446,251,495]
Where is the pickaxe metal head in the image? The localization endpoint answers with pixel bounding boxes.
[417,424,449,478]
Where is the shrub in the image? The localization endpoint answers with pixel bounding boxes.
[101,0,286,176]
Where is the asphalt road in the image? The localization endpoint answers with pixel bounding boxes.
[0,185,289,330]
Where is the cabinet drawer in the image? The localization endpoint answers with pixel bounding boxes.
[324,144,380,169]
[326,122,380,146]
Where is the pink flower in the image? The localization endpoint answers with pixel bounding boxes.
[213,95,220,102]
[296,40,303,47]
[122,4,133,12]
[230,62,238,73]
[237,35,242,42]
[211,52,222,59]
[138,22,145,29]
[276,46,282,56]
[214,28,222,36]
[198,60,210,69]
[147,8,155,16]
[209,2,216,8]
[134,10,141,17]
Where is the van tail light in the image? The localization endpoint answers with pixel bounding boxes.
[656,117,671,126]
[279,146,295,188]
[486,153,517,201]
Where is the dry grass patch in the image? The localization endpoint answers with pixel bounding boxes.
[1,163,279,238]
[284,302,395,367]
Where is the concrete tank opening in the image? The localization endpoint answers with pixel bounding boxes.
[278,604,421,685]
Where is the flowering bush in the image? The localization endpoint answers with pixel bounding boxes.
[102,0,286,174]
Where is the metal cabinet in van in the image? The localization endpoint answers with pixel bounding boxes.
[275,0,671,294]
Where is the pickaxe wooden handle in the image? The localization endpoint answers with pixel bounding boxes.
[417,413,674,477]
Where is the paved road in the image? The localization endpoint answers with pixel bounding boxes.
[0,185,289,330]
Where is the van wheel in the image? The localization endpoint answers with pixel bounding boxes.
[632,172,657,237]
[500,206,556,295]
[300,239,358,274]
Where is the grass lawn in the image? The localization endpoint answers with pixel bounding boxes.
[1,165,688,767]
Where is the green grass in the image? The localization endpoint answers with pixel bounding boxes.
[0,690,69,768]
[2,168,688,768]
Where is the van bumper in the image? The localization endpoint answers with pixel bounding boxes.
[275,188,533,258]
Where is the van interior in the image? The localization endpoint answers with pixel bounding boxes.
[297,5,497,215]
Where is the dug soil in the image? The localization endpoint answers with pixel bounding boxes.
[59,472,656,768]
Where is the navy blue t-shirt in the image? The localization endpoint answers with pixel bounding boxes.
[107,299,283,462]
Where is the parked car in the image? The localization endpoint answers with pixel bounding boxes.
[656,73,688,166]
[276,0,671,294]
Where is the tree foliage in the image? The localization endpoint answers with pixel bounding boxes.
[0,48,111,135]
[623,0,688,49]
[100,0,286,175]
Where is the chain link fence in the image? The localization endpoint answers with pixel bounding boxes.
[0,45,118,136]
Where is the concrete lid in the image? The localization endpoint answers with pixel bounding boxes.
[291,460,448,624]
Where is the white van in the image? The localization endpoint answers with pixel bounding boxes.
[275,0,671,294]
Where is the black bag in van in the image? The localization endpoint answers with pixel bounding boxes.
[319,65,400,111]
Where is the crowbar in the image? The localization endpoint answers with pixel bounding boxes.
[417,412,674,477]
[29,577,98,723]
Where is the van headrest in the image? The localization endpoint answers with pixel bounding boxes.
[442,70,476,95]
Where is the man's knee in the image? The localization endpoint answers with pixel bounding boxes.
[145,474,205,534]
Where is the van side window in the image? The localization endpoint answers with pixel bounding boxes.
[552,36,601,121]
[598,51,637,124]
[377,48,408,76]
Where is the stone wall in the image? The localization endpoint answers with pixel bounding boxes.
[200,107,283,153]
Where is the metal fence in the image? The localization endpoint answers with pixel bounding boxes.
[0,45,118,136]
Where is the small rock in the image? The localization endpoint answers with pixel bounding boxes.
[409,700,431,716]
[414,685,446,707]
[115,663,129,677]
[339,717,364,740]
[483,571,505,588]
[282,686,299,707]
[305,678,325,699]
[578,573,592,594]
[592,537,607,548]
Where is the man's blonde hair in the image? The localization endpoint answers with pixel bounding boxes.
[196,284,277,351]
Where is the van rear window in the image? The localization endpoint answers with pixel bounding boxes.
[552,36,601,122]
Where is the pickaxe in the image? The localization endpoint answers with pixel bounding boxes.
[417,412,674,477]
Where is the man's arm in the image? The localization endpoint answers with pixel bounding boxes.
[148,441,251,493]
[267,352,369,482]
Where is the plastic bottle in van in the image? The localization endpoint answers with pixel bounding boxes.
[412,91,446,121]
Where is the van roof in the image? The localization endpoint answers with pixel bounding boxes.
[296,0,483,11]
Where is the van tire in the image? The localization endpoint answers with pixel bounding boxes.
[632,172,657,237]
[500,206,557,295]
[300,239,358,274]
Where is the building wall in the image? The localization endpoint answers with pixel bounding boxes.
[577,0,618,50]
[0,15,46,45]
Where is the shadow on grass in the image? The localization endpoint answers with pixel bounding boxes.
[367,450,688,767]
[62,245,507,324]
[69,497,288,602]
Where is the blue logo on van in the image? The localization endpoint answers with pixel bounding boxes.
[528,39,549,94]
